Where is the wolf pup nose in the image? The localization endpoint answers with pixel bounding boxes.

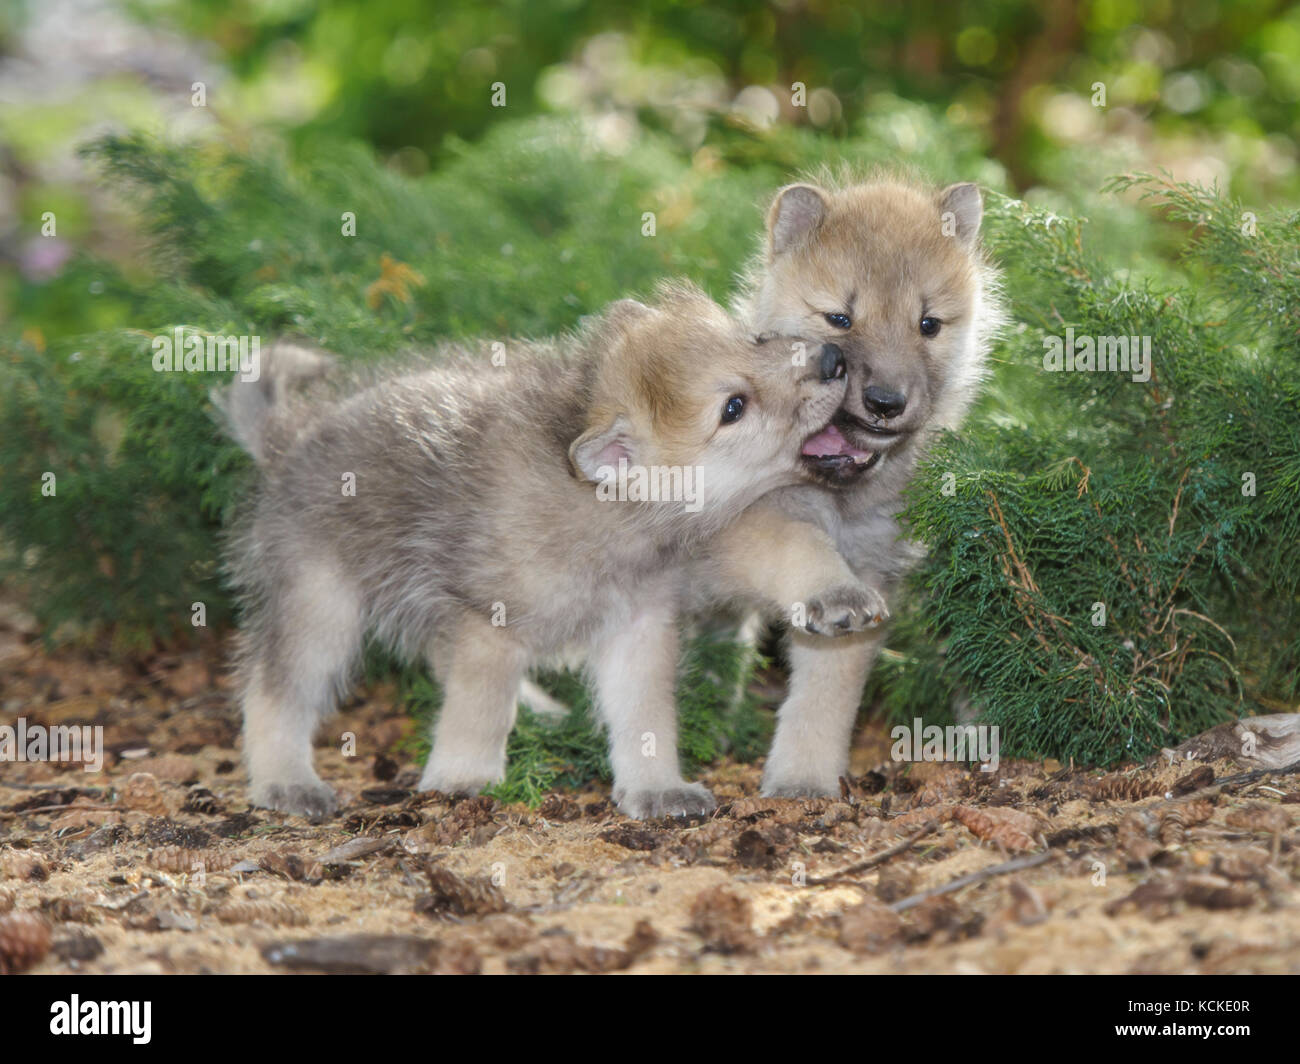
[216,280,843,821]
[818,343,846,381]
[862,384,907,419]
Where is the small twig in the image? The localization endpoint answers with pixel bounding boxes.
[0,803,116,820]
[1167,467,1191,538]
[889,851,1052,913]
[1154,756,1300,811]
[1213,758,1300,789]
[806,824,937,889]
[1185,828,1254,842]
[1159,531,1212,614]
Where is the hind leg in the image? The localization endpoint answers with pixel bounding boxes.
[517,677,570,720]
[242,557,363,820]
[419,612,529,795]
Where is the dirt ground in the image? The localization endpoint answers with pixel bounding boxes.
[1,639,1298,976]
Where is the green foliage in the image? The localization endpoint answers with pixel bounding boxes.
[125,0,1300,202]
[3,111,1296,777]
[379,632,770,806]
[0,328,246,649]
[882,175,1300,764]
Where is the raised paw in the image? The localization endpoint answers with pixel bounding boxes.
[252,779,339,822]
[615,782,717,820]
[798,583,889,636]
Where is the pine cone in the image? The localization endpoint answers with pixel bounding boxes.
[418,866,508,917]
[216,899,309,928]
[1082,775,1164,802]
[0,912,52,974]
[148,847,235,875]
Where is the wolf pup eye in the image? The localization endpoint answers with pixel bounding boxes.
[720,395,746,424]
[919,315,941,337]
[824,312,852,330]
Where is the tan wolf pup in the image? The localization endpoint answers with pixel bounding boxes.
[695,176,1004,796]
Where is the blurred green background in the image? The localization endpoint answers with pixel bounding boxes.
[3,0,1299,337]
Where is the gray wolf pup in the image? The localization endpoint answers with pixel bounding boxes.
[215,282,847,820]
[695,177,1004,796]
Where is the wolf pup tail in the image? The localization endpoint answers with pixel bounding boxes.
[211,340,335,464]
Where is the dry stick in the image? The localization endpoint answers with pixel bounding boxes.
[988,493,1102,683]
[0,803,116,819]
[1159,531,1212,615]
[1210,757,1300,790]
[888,851,1053,913]
[806,823,937,889]
[1152,757,1300,801]
[987,496,1056,659]
[1167,467,1191,538]
[1170,608,1236,651]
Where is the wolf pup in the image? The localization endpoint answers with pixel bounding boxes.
[215,281,847,820]
[696,177,1004,797]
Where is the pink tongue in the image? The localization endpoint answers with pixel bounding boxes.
[802,423,871,459]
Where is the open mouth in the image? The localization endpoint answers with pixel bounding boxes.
[800,422,880,474]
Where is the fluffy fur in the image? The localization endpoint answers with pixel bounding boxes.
[214,281,847,820]
[693,175,1006,796]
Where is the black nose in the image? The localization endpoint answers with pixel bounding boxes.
[863,385,907,418]
[819,343,845,381]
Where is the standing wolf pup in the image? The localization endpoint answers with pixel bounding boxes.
[696,176,1004,797]
[216,282,847,820]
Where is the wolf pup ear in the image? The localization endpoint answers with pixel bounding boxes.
[569,414,637,483]
[768,184,828,257]
[939,183,983,247]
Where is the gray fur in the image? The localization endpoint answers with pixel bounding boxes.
[217,282,846,819]
[210,339,335,464]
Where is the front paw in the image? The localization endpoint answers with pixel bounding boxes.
[251,779,339,822]
[760,776,840,800]
[615,782,717,820]
[417,764,498,797]
[797,584,888,636]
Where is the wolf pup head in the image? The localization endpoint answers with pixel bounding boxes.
[738,178,1003,487]
[568,280,847,527]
